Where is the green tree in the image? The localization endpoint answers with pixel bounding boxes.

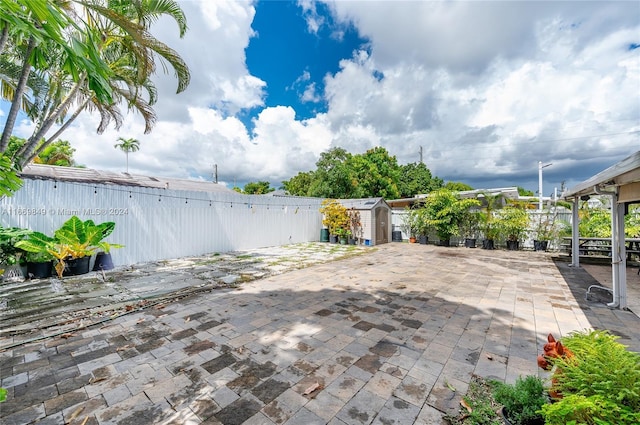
[421,188,481,242]
[349,147,400,199]
[518,186,535,196]
[398,162,443,197]
[35,140,75,166]
[444,181,473,191]
[243,181,275,194]
[114,137,140,172]
[308,147,355,199]
[282,171,314,196]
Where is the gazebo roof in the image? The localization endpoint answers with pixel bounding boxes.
[562,151,640,203]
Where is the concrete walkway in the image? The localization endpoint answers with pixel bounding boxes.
[1,243,639,425]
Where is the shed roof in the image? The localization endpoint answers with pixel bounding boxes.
[339,198,389,210]
[562,151,640,201]
[20,164,236,194]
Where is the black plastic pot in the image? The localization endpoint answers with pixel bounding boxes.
[482,239,495,250]
[391,230,403,242]
[27,261,53,279]
[93,252,114,271]
[63,256,90,276]
[418,235,428,245]
[506,240,519,250]
[329,235,338,244]
[464,238,476,248]
[438,239,450,247]
[534,240,549,251]
[348,238,357,245]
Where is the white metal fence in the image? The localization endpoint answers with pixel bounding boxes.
[0,179,324,266]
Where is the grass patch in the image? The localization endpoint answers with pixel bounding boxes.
[445,375,503,425]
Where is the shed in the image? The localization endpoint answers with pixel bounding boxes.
[339,198,391,246]
[562,150,640,310]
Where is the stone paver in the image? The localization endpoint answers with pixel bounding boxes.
[1,242,640,424]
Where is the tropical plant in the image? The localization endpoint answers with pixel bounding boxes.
[0,226,31,265]
[34,140,76,166]
[532,209,562,242]
[114,137,140,172]
[478,192,505,244]
[421,189,481,243]
[400,207,420,239]
[0,386,6,402]
[459,210,481,240]
[319,199,349,236]
[16,217,122,277]
[2,0,191,168]
[492,375,547,425]
[540,330,640,425]
[495,206,530,243]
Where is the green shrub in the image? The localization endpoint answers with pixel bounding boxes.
[541,330,640,425]
[492,375,547,425]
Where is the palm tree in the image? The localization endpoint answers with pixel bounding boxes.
[114,137,140,173]
[2,0,190,167]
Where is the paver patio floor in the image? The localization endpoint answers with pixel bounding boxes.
[1,243,639,425]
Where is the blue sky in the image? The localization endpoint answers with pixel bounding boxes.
[243,1,368,127]
[2,1,639,195]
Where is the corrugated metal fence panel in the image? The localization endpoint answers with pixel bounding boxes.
[0,180,324,265]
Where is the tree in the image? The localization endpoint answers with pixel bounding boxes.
[114,137,140,172]
[308,147,355,199]
[349,147,400,199]
[1,0,191,168]
[518,186,535,196]
[34,140,76,166]
[243,181,275,195]
[421,188,481,243]
[445,181,473,191]
[282,171,314,196]
[398,162,443,197]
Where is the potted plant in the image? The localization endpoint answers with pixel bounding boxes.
[532,209,559,251]
[477,192,505,249]
[335,227,350,245]
[459,210,481,248]
[24,251,55,279]
[421,189,480,246]
[415,208,431,244]
[347,208,362,245]
[320,199,350,244]
[492,375,547,425]
[400,207,420,243]
[496,206,530,250]
[0,227,32,280]
[15,231,58,278]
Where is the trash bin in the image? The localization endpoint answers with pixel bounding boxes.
[392,231,403,242]
[320,228,329,242]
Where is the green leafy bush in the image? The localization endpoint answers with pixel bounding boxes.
[541,330,640,425]
[492,375,547,425]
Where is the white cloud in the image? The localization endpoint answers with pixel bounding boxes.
[7,1,639,193]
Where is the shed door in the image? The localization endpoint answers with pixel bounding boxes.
[375,207,389,244]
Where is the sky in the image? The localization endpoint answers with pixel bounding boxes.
[2,0,639,196]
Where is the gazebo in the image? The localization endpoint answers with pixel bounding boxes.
[562,151,640,310]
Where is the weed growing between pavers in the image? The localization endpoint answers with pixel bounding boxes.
[444,375,503,425]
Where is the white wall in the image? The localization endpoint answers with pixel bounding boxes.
[0,179,324,265]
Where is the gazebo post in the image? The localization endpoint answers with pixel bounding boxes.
[570,197,580,267]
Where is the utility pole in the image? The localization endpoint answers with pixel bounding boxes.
[213,164,218,184]
[538,161,552,211]
[419,146,423,164]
